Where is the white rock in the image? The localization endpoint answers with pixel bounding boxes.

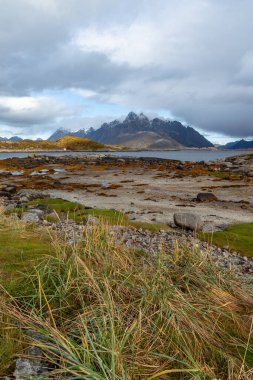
[21,212,40,222]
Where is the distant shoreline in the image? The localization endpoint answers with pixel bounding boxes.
[0,147,252,153]
[0,149,118,153]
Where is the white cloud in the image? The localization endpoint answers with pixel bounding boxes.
[74,1,209,68]
[1,0,253,139]
[0,96,70,125]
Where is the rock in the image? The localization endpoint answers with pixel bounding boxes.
[19,196,29,203]
[5,203,17,212]
[128,213,138,221]
[174,213,203,231]
[196,192,218,202]
[224,162,233,167]
[86,215,99,225]
[14,347,42,379]
[21,212,40,222]
[14,358,38,379]
[1,185,17,194]
[42,219,51,226]
[34,204,50,212]
[101,180,110,189]
[0,191,12,199]
[16,190,46,202]
[239,166,252,174]
[26,208,44,219]
[176,164,184,170]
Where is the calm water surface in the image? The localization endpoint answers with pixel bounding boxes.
[0,150,251,162]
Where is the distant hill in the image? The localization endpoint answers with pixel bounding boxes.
[56,136,105,150]
[0,136,23,141]
[48,112,214,149]
[9,136,23,141]
[48,128,73,141]
[221,139,253,149]
[0,136,118,151]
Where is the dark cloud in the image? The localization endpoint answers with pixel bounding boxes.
[0,0,253,139]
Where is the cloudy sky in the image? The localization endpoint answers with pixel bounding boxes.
[0,0,253,143]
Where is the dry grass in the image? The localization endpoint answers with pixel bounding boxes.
[1,218,253,379]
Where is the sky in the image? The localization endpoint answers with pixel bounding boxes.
[0,0,253,143]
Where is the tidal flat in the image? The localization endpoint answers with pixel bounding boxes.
[0,153,252,231]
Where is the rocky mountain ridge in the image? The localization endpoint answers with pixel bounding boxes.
[221,139,253,149]
[48,112,214,149]
[0,135,22,142]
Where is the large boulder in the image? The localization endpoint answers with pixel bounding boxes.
[174,212,203,231]
[196,192,217,202]
[21,212,40,222]
[27,208,45,219]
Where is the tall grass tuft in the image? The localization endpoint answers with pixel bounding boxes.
[2,222,253,379]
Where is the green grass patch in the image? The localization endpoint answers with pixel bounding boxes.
[0,314,24,377]
[208,171,241,180]
[69,208,128,224]
[200,222,253,257]
[4,207,23,217]
[29,197,128,224]
[28,197,85,213]
[0,216,54,376]
[0,219,53,290]
[29,198,170,231]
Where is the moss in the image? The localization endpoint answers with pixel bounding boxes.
[200,222,253,257]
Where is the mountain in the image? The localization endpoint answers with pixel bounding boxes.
[9,136,22,141]
[48,127,87,141]
[0,136,23,141]
[221,139,253,149]
[86,112,213,149]
[48,112,213,149]
[48,128,73,141]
